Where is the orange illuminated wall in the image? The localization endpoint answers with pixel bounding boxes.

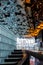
[24,21,43,37]
[25,0,30,3]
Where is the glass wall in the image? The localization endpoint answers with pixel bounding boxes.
[0,25,16,63]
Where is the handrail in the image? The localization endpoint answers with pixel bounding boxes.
[24,22,43,37]
[0,41,16,47]
[0,25,15,37]
[0,49,14,51]
[17,50,43,65]
[26,50,43,61]
[17,49,27,65]
[0,34,16,42]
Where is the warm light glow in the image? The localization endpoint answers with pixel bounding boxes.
[24,22,43,37]
[25,0,30,3]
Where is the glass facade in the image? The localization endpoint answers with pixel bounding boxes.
[0,25,16,63]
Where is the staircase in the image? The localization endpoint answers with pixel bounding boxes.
[0,50,23,65]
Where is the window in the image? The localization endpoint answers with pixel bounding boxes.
[17,37,35,50]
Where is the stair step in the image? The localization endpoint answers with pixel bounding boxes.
[0,62,17,65]
[14,50,22,51]
[11,53,23,55]
[4,62,17,64]
[8,54,23,58]
[0,64,17,65]
[11,50,22,54]
[8,56,22,58]
[11,51,23,54]
[0,50,23,65]
[5,58,22,62]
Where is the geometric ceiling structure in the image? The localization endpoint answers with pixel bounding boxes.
[0,0,43,37]
[0,0,29,37]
